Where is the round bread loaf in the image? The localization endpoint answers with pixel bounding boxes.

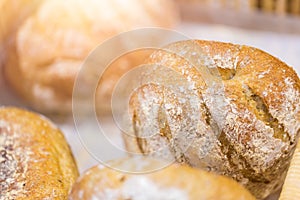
[124,40,300,199]
[1,0,179,114]
[0,107,79,199]
[69,157,255,200]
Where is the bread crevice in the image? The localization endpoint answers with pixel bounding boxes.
[243,85,290,143]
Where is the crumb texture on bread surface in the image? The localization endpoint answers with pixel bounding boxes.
[125,40,300,199]
[0,107,78,200]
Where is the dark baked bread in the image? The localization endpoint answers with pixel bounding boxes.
[124,40,300,199]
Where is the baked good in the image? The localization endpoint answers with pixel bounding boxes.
[124,40,300,199]
[69,157,255,200]
[0,107,79,199]
[95,49,155,114]
[249,0,300,16]
[1,0,179,114]
[279,139,300,200]
[0,0,41,68]
[176,0,300,16]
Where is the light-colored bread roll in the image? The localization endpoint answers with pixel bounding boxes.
[124,40,300,199]
[1,0,179,114]
[0,0,42,69]
[0,0,38,43]
[95,49,155,115]
[0,107,79,199]
[69,157,255,200]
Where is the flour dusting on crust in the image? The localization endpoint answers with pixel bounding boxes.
[0,120,28,200]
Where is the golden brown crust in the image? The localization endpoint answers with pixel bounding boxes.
[69,157,255,200]
[2,0,179,114]
[125,40,300,199]
[0,107,79,199]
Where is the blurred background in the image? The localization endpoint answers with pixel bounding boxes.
[176,0,300,72]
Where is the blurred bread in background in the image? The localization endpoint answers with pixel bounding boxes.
[176,0,300,34]
[0,0,179,114]
[249,0,300,15]
[176,0,300,15]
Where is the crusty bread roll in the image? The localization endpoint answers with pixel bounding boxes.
[280,139,300,200]
[1,0,179,114]
[0,107,79,199]
[69,157,255,200]
[124,40,300,199]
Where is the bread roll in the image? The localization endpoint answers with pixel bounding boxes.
[69,157,255,200]
[124,40,300,199]
[0,107,78,199]
[0,0,42,68]
[0,0,36,42]
[1,0,179,114]
[95,49,155,115]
